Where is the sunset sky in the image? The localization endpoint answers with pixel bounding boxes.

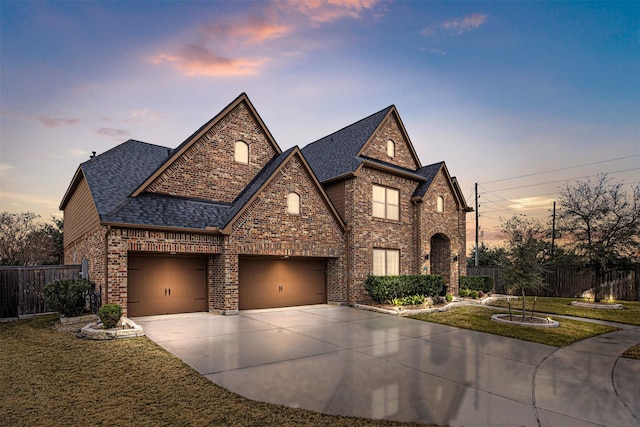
[1,1,638,252]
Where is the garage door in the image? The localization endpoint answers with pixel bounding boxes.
[128,255,207,317]
[239,258,326,310]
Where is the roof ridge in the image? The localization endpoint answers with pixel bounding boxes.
[304,104,394,148]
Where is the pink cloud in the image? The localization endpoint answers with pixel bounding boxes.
[285,0,378,24]
[96,128,131,138]
[443,13,488,33]
[201,15,293,43]
[422,13,488,36]
[38,116,82,128]
[152,44,269,77]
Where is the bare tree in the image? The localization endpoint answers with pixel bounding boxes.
[557,174,640,301]
[0,212,62,266]
[500,215,547,316]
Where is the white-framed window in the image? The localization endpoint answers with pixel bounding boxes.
[437,196,444,213]
[386,140,395,158]
[372,185,399,220]
[234,141,249,164]
[287,192,300,215]
[373,248,400,276]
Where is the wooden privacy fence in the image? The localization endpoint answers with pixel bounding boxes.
[467,265,640,301]
[0,265,81,318]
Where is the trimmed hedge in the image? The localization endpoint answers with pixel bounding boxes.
[98,304,122,328]
[365,275,444,303]
[459,275,494,293]
[44,279,94,317]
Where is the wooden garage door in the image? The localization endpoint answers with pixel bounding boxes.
[239,258,326,310]
[128,255,207,317]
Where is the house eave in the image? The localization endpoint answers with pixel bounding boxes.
[100,221,222,235]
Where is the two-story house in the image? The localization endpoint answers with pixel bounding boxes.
[60,93,470,316]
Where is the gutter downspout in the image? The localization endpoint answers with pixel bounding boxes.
[104,225,110,305]
[345,226,352,305]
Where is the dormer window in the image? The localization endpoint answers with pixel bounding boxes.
[287,192,300,215]
[437,196,444,213]
[386,140,395,158]
[235,141,249,164]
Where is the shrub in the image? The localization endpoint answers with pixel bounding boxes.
[44,279,94,317]
[445,294,453,302]
[459,288,469,297]
[365,275,444,303]
[98,304,122,328]
[459,276,494,293]
[469,290,479,299]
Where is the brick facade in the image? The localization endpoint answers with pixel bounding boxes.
[146,101,278,203]
[62,94,467,315]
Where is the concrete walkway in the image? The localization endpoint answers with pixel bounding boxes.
[135,305,640,427]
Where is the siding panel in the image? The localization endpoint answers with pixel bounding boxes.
[64,177,100,246]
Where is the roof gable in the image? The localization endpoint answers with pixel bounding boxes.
[223,147,344,233]
[358,108,421,170]
[301,106,392,182]
[413,161,471,211]
[60,140,170,216]
[301,106,422,183]
[132,93,281,200]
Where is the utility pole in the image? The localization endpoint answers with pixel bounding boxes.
[475,182,479,266]
[550,200,556,262]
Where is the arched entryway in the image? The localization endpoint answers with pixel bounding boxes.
[430,233,451,294]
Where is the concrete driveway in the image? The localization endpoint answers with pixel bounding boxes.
[134,305,640,427]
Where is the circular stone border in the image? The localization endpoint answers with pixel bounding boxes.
[491,313,560,328]
[570,301,623,310]
[79,317,145,340]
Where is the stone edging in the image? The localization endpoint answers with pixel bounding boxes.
[79,317,145,340]
[354,295,517,317]
[570,301,624,309]
[491,313,560,328]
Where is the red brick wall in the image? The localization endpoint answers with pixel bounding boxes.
[146,101,278,203]
[345,166,420,302]
[360,113,420,170]
[63,224,107,300]
[420,168,467,295]
[225,154,345,309]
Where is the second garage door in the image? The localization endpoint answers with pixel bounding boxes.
[128,255,208,317]
[239,258,326,310]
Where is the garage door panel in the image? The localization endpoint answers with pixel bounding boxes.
[128,255,207,317]
[239,258,326,310]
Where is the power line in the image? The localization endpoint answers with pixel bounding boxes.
[483,167,640,193]
[479,154,640,185]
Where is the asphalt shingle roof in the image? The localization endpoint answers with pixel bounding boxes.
[301,106,393,182]
[413,162,444,198]
[81,140,171,218]
[95,143,296,230]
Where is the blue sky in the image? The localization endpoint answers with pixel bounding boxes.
[1,1,638,248]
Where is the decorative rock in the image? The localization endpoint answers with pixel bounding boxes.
[79,317,145,340]
[491,313,560,328]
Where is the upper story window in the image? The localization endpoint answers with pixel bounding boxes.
[437,196,444,213]
[373,248,400,276]
[234,141,249,164]
[287,192,300,215]
[386,140,395,158]
[372,185,399,221]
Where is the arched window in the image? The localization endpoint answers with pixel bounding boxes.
[287,192,300,215]
[386,140,395,158]
[437,196,444,213]
[234,141,249,164]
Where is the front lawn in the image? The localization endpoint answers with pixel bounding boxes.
[488,297,640,326]
[623,343,640,360]
[0,315,432,427]
[410,305,619,347]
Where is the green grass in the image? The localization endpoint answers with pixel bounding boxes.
[488,297,640,326]
[410,306,619,347]
[0,315,435,427]
[623,343,640,360]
